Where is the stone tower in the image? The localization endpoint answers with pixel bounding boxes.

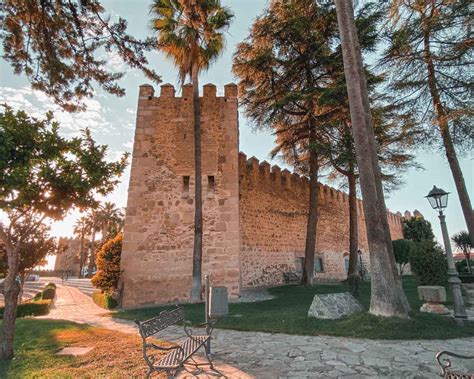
[120,83,240,307]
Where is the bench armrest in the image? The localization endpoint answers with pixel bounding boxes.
[436,351,474,377]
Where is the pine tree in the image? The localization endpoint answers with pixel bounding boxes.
[1,0,161,111]
[382,0,474,245]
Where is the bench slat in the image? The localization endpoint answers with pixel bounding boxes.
[157,335,209,368]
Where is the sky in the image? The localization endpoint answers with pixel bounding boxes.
[0,0,472,261]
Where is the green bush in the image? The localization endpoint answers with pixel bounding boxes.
[92,291,117,310]
[92,233,122,293]
[456,260,474,274]
[41,284,56,300]
[0,299,52,318]
[410,240,448,286]
[392,239,414,274]
[459,275,474,284]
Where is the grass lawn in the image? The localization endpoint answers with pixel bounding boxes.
[0,319,166,378]
[113,276,474,340]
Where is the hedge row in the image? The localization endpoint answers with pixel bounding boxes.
[92,291,117,310]
[0,282,57,319]
[0,299,53,318]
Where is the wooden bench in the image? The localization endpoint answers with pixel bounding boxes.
[436,351,474,378]
[283,271,301,284]
[135,306,215,378]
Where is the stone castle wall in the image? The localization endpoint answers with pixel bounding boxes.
[120,83,404,308]
[238,153,404,287]
[120,83,240,308]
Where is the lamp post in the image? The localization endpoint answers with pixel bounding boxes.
[425,185,467,326]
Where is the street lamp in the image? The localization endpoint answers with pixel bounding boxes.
[425,185,468,326]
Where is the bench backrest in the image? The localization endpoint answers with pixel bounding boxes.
[136,307,185,339]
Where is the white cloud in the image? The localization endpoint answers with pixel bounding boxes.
[0,86,115,135]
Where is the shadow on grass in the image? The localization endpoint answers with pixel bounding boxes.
[0,319,89,378]
[113,276,474,340]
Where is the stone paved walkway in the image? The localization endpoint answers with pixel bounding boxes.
[40,284,474,378]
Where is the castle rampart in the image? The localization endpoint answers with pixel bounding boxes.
[120,83,404,307]
[238,153,403,287]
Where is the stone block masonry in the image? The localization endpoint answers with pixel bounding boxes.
[239,153,404,287]
[120,83,240,307]
[120,83,404,308]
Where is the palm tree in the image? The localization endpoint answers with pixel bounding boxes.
[97,202,124,242]
[452,231,472,274]
[151,0,233,301]
[73,217,89,278]
[84,209,100,278]
[334,0,410,318]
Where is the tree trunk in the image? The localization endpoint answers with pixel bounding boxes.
[0,239,21,360]
[335,0,410,318]
[190,63,203,302]
[347,168,361,295]
[87,228,96,278]
[78,232,85,278]
[302,136,319,286]
[422,27,474,247]
[17,273,26,303]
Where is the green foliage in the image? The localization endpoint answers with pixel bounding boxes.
[91,233,122,294]
[92,292,117,310]
[459,275,474,284]
[392,239,414,274]
[0,106,128,219]
[381,1,473,149]
[41,284,57,300]
[0,1,160,112]
[410,240,448,286]
[456,260,474,274]
[0,214,56,276]
[114,276,474,340]
[403,217,435,243]
[0,300,52,319]
[452,231,472,274]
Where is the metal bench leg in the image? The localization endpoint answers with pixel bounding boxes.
[204,343,214,370]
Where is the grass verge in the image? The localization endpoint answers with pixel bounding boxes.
[0,319,165,378]
[113,276,474,340]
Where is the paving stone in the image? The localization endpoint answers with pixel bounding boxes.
[39,283,474,378]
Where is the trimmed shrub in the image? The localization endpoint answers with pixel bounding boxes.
[0,299,52,318]
[459,275,474,284]
[92,233,122,294]
[92,291,117,309]
[41,284,57,300]
[410,240,448,286]
[456,260,474,274]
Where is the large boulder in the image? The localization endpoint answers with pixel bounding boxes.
[307,292,363,319]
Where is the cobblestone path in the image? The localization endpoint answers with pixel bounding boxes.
[39,283,474,378]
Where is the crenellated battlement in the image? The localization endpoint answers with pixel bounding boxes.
[122,83,405,306]
[238,151,402,224]
[138,82,238,101]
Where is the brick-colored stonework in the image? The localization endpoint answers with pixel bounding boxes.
[120,84,404,308]
[239,153,403,287]
[120,83,240,307]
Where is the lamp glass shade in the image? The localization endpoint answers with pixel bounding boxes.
[425,186,449,210]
